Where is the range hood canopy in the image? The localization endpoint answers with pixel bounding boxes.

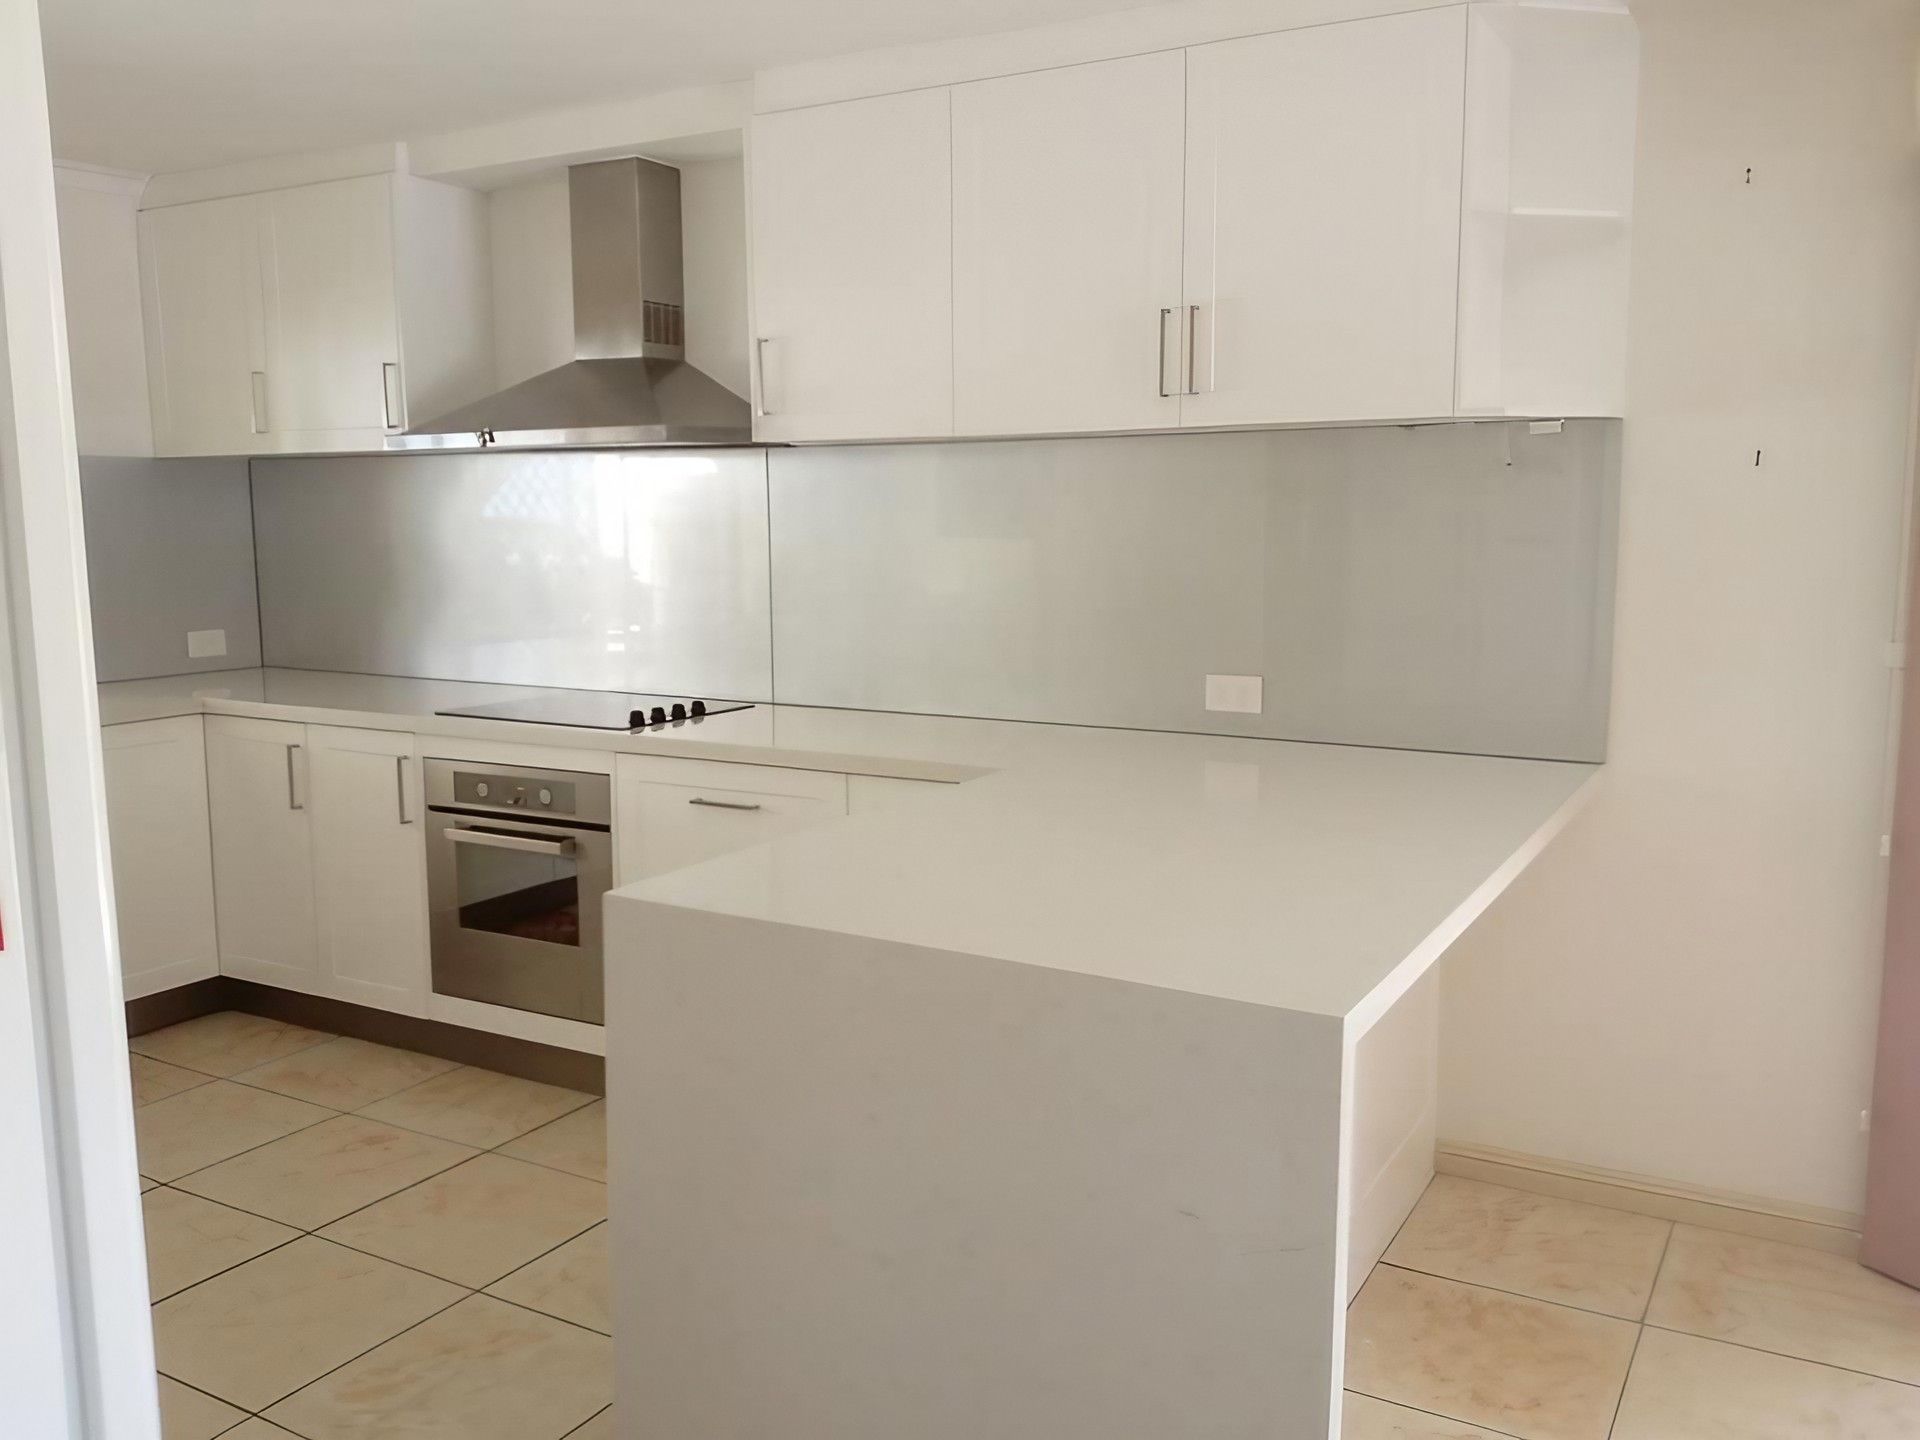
[392,156,752,451]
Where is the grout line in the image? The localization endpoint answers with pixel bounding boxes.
[1343,1390,1529,1440]
[1639,1221,1676,1323]
[1604,1320,1646,1439]
[240,1279,478,1418]
[560,1405,612,1439]
[152,1107,342,1190]
[1371,1262,1644,1328]
[483,1286,613,1341]
[1639,1323,1920,1394]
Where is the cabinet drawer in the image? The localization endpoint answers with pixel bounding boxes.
[615,757,847,885]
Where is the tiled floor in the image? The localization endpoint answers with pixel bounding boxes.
[1346,1173,1920,1439]
[133,1013,1920,1439]
[131,1012,611,1440]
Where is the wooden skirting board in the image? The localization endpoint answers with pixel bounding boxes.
[125,979,606,1096]
[1436,1142,1863,1260]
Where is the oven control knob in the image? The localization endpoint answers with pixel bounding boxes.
[538,788,553,806]
[670,702,687,722]
[650,706,667,726]
[475,782,490,798]
[691,699,707,717]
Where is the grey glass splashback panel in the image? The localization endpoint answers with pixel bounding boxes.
[768,424,1618,760]
[252,448,773,701]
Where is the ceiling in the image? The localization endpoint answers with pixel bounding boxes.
[41,0,1138,176]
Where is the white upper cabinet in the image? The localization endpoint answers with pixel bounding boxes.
[138,194,266,456]
[139,171,491,457]
[951,52,1186,436]
[259,175,403,447]
[750,88,954,441]
[1180,8,1468,428]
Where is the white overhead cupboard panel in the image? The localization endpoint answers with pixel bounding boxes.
[138,194,265,456]
[951,51,1186,435]
[749,88,954,441]
[138,171,492,456]
[1181,7,1468,427]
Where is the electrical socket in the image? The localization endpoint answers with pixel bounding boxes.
[1205,674,1264,715]
[186,628,227,659]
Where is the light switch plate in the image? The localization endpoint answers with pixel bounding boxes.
[1205,674,1264,715]
[186,628,227,659]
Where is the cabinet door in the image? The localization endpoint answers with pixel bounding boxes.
[952,52,1186,436]
[749,89,953,442]
[261,174,403,447]
[205,715,318,989]
[138,195,265,456]
[308,725,428,1014]
[1182,8,1468,426]
[614,756,847,886]
[101,718,219,1000]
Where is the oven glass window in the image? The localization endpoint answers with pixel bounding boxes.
[453,829,581,947]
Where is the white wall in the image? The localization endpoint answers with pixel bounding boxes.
[488,157,749,397]
[51,166,152,456]
[1440,0,1920,1219]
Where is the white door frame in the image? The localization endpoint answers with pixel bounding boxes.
[0,0,161,1434]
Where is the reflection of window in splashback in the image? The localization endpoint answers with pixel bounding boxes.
[245,423,1619,762]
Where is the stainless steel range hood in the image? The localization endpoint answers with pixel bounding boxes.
[391,157,752,451]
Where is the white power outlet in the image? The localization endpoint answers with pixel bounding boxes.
[186,628,228,659]
[1205,674,1264,715]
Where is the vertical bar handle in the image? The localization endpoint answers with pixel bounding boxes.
[753,337,774,418]
[1157,308,1174,398]
[395,754,412,825]
[285,743,304,811]
[1185,304,1202,396]
[381,363,405,430]
[250,371,269,435]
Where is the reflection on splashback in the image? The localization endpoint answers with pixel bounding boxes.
[250,423,1618,760]
[251,448,773,700]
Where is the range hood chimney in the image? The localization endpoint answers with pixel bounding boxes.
[391,156,753,451]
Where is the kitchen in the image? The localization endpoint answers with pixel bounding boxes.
[2,0,1918,1437]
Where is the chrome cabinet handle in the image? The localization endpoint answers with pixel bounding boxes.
[1185,304,1201,396]
[753,337,773,418]
[250,371,269,435]
[1157,308,1174,398]
[688,797,763,812]
[286,743,303,811]
[381,362,405,430]
[395,754,411,825]
[448,827,574,857]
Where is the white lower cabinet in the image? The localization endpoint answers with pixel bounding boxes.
[205,714,319,991]
[205,715,427,1012]
[102,717,220,1000]
[307,725,429,1015]
[615,756,848,887]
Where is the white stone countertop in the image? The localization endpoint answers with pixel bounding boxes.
[101,667,1598,1024]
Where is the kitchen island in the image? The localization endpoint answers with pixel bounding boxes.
[604,720,1597,1440]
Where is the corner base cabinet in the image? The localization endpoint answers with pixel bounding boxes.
[103,717,220,1000]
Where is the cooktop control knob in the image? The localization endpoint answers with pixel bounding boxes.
[690,699,707,718]
[538,788,553,806]
[650,706,668,726]
[670,702,687,722]
[627,709,646,729]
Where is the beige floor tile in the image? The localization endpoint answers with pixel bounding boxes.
[1345,1266,1638,1440]
[1384,1176,1672,1321]
[320,1152,606,1288]
[499,1099,606,1182]
[564,1409,615,1439]
[1342,1392,1504,1438]
[219,1422,308,1440]
[488,1223,610,1333]
[143,1185,299,1300]
[264,1293,611,1440]
[152,1235,463,1412]
[358,1066,594,1148]
[132,1053,215,1107]
[1613,1326,1920,1438]
[1646,1224,1920,1385]
[157,1374,245,1440]
[174,1114,478,1231]
[135,1080,334,1183]
[132,1012,333,1078]
[233,1036,460,1111]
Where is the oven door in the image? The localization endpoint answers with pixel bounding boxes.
[427,811,612,1024]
